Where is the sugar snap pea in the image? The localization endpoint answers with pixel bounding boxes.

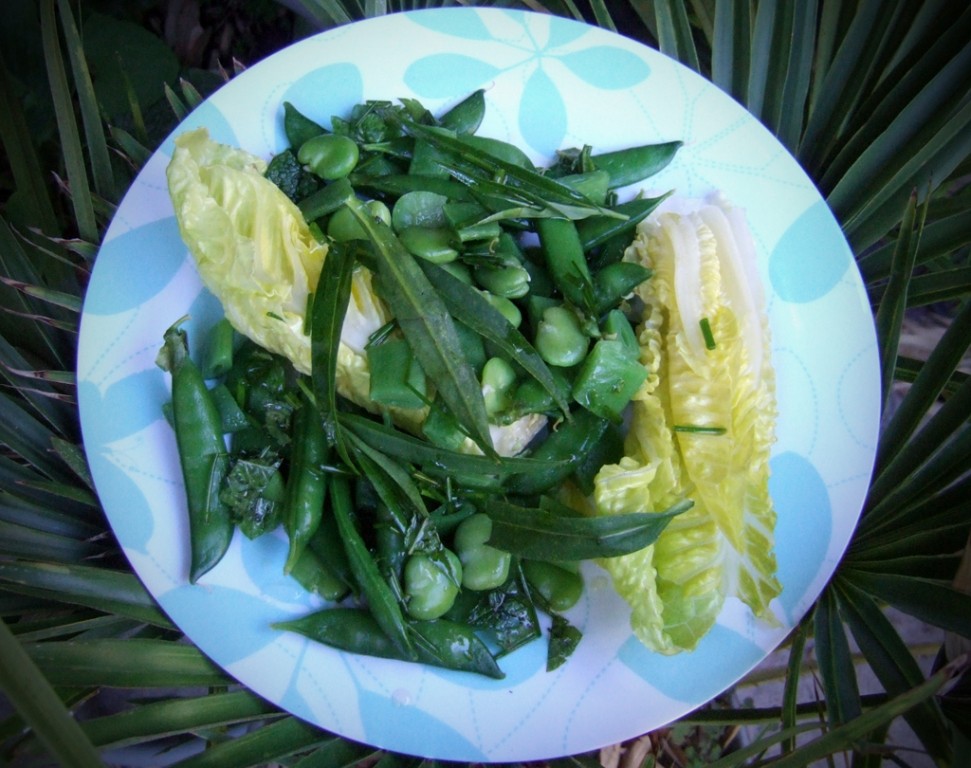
[158,323,234,583]
[283,393,329,575]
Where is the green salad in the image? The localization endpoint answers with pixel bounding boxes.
[159,90,780,677]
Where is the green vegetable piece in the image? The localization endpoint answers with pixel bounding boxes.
[157,324,234,583]
[392,190,449,231]
[289,545,350,602]
[346,195,495,456]
[572,338,648,422]
[485,497,692,561]
[408,139,452,178]
[474,263,530,299]
[409,616,504,679]
[398,226,459,263]
[547,613,582,671]
[480,291,522,328]
[421,396,467,451]
[536,217,595,309]
[298,133,360,181]
[438,89,486,135]
[264,149,320,203]
[283,102,326,149]
[602,309,640,356]
[593,261,653,314]
[297,176,355,222]
[453,513,511,592]
[571,419,625,495]
[577,194,670,252]
[220,453,285,538]
[556,169,611,205]
[460,133,535,168]
[535,305,589,367]
[404,549,462,620]
[481,357,517,418]
[330,475,415,659]
[208,383,250,434]
[505,408,611,495]
[523,559,583,612]
[367,337,427,410]
[283,394,330,574]
[591,140,683,189]
[199,317,235,379]
[326,199,390,242]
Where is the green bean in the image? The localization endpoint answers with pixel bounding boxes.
[200,317,235,379]
[591,140,683,189]
[535,217,594,309]
[297,177,355,222]
[535,305,589,367]
[158,324,234,583]
[329,474,415,659]
[283,393,329,575]
[274,607,503,678]
[298,134,360,181]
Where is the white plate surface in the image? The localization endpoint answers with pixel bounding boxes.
[78,8,880,761]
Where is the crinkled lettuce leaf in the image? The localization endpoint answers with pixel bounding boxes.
[166,128,543,452]
[593,195,780,654]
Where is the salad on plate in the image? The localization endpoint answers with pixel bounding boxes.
[158,89,781,677]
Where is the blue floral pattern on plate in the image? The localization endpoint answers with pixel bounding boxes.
[77,7,880,762]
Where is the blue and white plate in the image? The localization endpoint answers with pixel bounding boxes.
[78,8,880,761]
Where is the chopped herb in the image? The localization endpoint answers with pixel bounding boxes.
[700,317,716,350]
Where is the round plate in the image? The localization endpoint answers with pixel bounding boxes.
[78,7,880,762]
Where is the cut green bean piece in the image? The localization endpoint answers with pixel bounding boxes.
[297,177,355,222]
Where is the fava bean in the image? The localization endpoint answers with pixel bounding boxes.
[298,134,360,181]
[523,559,583,612]
[535,305,588,367]
[453,513,511,591]
[404,549,462,620]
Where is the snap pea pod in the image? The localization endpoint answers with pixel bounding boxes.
[438,89,486,135]
[283,393,329,575]
[504,408,612,495]
[535,217,595,310]
[591,140,683,189]
[329,474,415,659]
[158,324,234,583]
[577,193,671,251]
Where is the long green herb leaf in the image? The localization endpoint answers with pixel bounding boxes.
[339,412,569,483]
[484,498,690,561]
[345,195,494,456]
[310,237,356,461]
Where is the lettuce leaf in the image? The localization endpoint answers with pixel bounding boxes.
[593,196,780,653]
